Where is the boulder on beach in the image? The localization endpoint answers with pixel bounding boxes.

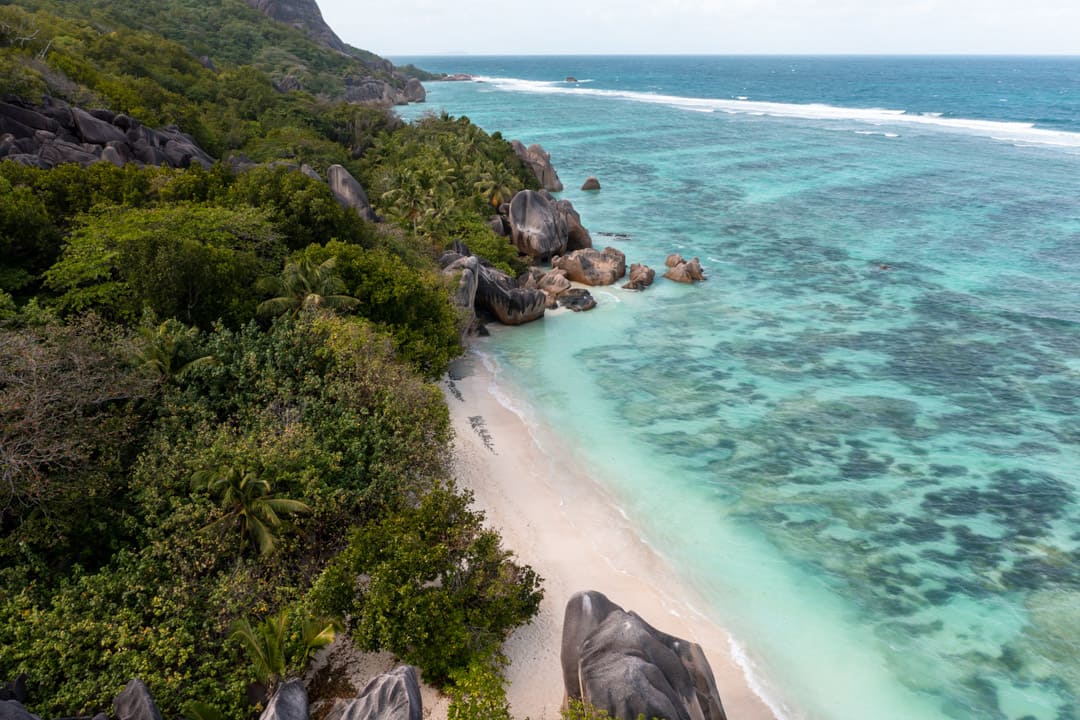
[581,176,601,191]
[325,666,422,720]
[552,247,626,286]
[440,254,480,321]
[561,590,728,720]
[622,263,656,290]
[508,190,568,259]
[113,679,163,720]
[258,679,308,720]
[475,264,546,326]
[511,140,564,192]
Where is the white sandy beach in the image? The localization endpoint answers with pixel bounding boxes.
[443,349,779,720]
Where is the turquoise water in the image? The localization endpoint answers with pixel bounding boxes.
[397,57,1080,720]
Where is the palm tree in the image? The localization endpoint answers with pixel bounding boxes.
[229,609,338,692]
[191,463,310,555]
[132,319,218,383]
[473,161,520,209]
[256,257,358,318]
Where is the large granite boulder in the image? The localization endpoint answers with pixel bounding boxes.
[325,666,422,720]
[327,164,378,222]
[403,77,427,103]
[258,679,308,720]
[0,676,27,704]
[664,254,706,283]
[72,107,128,145]
[581,176,601,191]
[508,190,568,259]
[113,679,163,720]
[554,199,593,252]
[552,247,626,286]
[441,253,480,319]
[622,263,656,291]
[475,264,546,326]
[511,140,564,192]
[0,701,40,720]
[562,591,728,720]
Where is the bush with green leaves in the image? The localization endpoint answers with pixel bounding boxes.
[447,650,513,720]
[297,241,461,378]
[44,204,284,327]
[312,485,542,685]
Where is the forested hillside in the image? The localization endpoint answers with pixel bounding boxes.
[0,1,542,717]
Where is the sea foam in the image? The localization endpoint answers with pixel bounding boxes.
[470,75,1080,148]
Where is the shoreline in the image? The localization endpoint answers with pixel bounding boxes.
[443,346,782,720]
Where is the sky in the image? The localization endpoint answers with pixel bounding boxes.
[316,0,1080,57]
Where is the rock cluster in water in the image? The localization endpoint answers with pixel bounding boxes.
[562,591,728,720]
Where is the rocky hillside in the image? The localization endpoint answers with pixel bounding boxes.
[2,0,425,104]
[244,0,351,54]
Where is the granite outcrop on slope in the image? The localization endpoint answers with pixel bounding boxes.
[242,0,427,105]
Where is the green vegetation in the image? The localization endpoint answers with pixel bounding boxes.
[0,0,545,716]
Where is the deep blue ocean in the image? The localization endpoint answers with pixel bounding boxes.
[395,56,1080,720]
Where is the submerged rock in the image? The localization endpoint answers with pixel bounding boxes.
[562,591,728,720]
[558,288,597,312]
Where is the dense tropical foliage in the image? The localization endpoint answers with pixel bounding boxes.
[0,0,545,717]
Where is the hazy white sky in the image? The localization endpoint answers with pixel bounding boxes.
[317,0,1080,57]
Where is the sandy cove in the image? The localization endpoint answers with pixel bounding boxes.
[442,348,779,720]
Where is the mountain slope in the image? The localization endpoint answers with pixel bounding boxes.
[0,0,422,102]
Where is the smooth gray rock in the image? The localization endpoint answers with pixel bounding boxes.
[0,675,27,704]
[113,679,162,720]
[508,190,567,259]
[562,591,728,720]
[258,679,308,720]
[325,666,422,720]
[622,263,656,290]
[38,139,101,167]
[101,145,127,167]
[0,700,41,720]
[475,264,546,326]
[0,102,58,133]
[552,247,626,286]
[511,140,564,192]
[581,176,601,191]
[442,254,480,320]
[327,164,378,222]
[71,107,127,145]
[300,163,322,182]
[403,77,426,103]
